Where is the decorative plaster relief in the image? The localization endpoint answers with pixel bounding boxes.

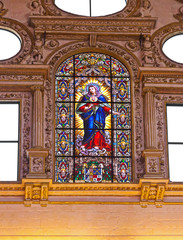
[27,0,46,15]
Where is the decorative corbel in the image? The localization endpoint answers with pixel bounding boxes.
[89,34,97,47]
[24,180,50,207]
[140,179,168,208]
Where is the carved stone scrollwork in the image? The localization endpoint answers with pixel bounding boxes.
[0,18,33,64]
[27,0,46,15]
[142,35,155,66]
[0,1,8,17]
[140,0,153,17]
[174,6,183,21]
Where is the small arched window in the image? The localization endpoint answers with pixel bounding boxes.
[55,53,131,183]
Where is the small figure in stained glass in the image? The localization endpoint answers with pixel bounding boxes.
[76,83,120,153]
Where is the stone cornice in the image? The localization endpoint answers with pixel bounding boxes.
[0,179,183,207]
[138,67,183,93]
[30,16,157,35]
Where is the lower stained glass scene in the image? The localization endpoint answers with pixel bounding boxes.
[55,53,132,183]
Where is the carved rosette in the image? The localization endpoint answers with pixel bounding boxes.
[0,18,33,64]
[152,22,183,67]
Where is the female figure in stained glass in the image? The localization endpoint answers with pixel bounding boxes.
[76,83,119,152]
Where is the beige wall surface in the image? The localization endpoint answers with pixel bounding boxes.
[0,204,183,239]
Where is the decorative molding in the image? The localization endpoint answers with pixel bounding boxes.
[1,179,183,206]
[0,18,34,64]
[152,22,183,67]
[30,16,157,35]
[140,179,168,208]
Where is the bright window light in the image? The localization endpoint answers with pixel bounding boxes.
[0,29,21,61]
[162,34,183,64]
[167,105,183,182]
[54,0,127,17]
[91,0,126,16]
[55,0,90,16]
[0,103,19,181]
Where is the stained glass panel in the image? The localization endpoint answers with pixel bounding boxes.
[75,53,110,76]
[112,77,130,102]
[113,103,131,129]
[75,129,111,156]
[55,129,73,156]
[113,158,131,182]
[55,157,73,182]
[75,157,112,183]
[113,130,131,157]
[111,58,130,77]
[55,102,74,128]
[56,56,74,76]
[55,77,74,102]
[55,53,132,183]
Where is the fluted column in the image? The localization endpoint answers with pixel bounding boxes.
[144,87,156,149]
[26,85,48,178]
[32,86,43,147]
[142,87,163,178]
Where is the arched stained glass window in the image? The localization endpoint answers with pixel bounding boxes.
[55,53,131,183]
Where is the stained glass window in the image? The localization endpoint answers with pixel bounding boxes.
[55,53,131,183]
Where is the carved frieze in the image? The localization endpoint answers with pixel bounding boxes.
[30,16,156,35]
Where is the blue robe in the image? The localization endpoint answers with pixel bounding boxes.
[76,95,111,147]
